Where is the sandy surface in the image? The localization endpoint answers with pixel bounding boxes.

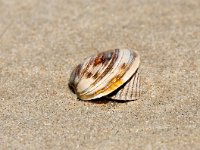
[0,0,200,149]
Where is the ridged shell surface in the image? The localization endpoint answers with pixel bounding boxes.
[69,49,140,100]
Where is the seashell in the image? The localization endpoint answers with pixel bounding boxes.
[69,48,141,101]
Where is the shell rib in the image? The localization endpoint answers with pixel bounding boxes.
[69,49,140,100]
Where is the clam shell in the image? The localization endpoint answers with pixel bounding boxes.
[69,49,140,100]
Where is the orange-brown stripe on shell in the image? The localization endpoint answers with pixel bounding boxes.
[78,75,124,100]
[68,58,91,90]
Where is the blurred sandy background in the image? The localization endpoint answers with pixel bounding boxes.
[0,0,200,149]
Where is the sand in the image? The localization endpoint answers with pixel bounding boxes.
[0,0,200,149]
